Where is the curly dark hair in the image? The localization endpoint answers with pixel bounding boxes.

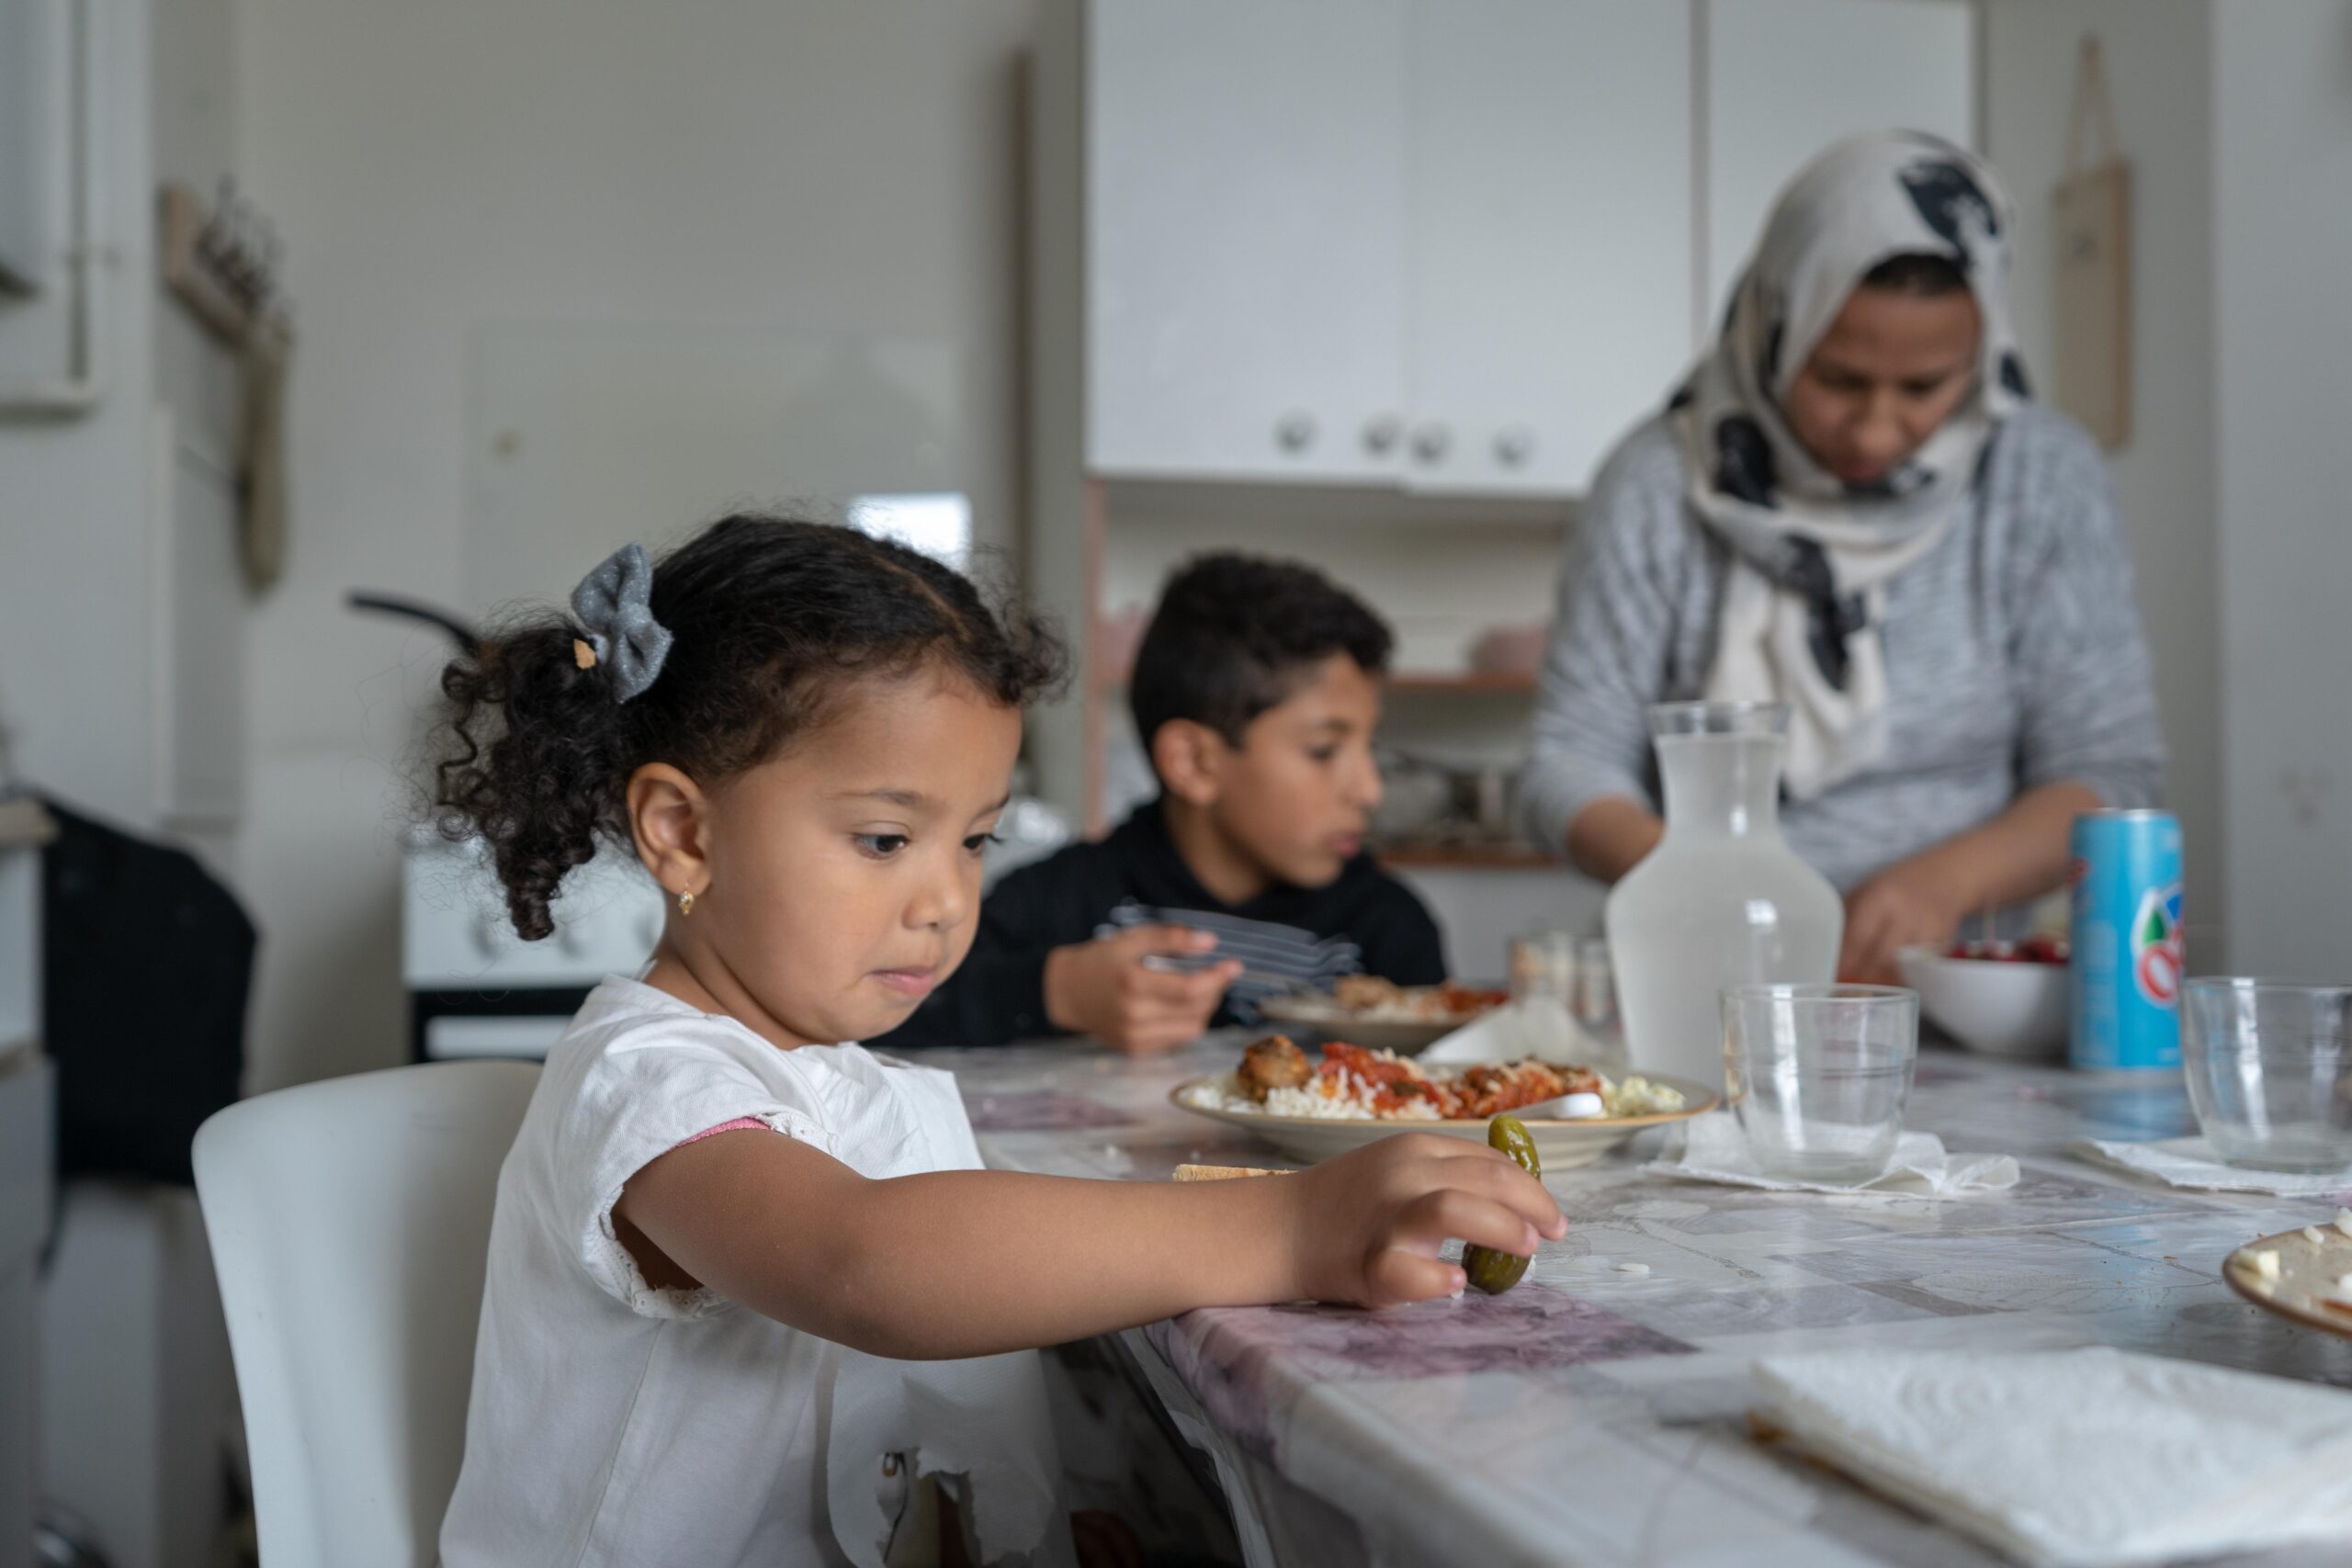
[1127,552,1392,756]
[435,514,1064,940]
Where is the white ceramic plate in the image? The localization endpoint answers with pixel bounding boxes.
[2223,1224,2352,1342]
[1169,1075,1718,1168]
[1255,995,1494,1055]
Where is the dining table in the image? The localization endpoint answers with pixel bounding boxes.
[926,1029,2352,1568]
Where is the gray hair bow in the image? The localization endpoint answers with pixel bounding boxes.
[570,543,673,703]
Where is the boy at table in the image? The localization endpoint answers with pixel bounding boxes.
[877,552,1446,1052]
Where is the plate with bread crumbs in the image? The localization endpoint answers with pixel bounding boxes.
[2223,1209,2352,1339]
[1258,978,1511,1055]
[1171,1033,1714,1167]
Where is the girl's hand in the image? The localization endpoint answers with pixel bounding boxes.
[1283,1133,1566,1308]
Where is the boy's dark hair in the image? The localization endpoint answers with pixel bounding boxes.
[1127,552,1393,752]
[1860,250,1969,296]
[435,514,1063,940]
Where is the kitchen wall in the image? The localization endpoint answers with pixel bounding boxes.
[1986,0,2352,976]
[1982,0,2222,955]
[234,0,1040,1089]
[2211,0,2352,976]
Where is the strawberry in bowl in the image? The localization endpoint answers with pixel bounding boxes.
[1943,933,2070,965]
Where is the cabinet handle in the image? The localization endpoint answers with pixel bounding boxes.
[1362,414,1403,455]
[1273,412,1317,454]
[1495,425,1535,467]
[1410,421,1451,463]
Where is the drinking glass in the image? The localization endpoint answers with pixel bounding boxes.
[1573,935,1617,1038]
[2182,979,2352,1172]
[1723,984,1919,1181]
[1508,930,1576,1006]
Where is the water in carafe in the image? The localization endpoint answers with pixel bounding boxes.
[1604,704,1842,1091]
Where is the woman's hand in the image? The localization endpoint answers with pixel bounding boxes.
[1839,861,1964,985]
[1838,783,2104,984]
[1283,1133,1566,1308]
[1566,797,1667,885]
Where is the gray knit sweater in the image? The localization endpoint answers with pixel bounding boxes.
[1516,404,2166,892]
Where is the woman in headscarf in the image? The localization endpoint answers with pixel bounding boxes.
[1517,130,2165,984]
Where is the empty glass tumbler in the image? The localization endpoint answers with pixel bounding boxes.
[1724,984,1920,1181]
[2182,978,2352,1173]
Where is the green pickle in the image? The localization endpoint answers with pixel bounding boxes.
[1462,1114,1541,1295]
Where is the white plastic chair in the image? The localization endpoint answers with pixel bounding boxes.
[193,1060,539,1568]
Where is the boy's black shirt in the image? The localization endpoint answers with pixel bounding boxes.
[875,797,1448,1049]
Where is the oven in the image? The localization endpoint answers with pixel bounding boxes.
[401,827,664,1062]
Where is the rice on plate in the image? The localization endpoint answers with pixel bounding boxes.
[1178,1037,1688,1122]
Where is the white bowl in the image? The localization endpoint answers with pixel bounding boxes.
[1897,945,2069,1058]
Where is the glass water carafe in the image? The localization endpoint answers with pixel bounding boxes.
[1604,703,1843,1091]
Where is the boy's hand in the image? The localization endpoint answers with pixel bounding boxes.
[1284,1133,1566,1308]
[1042,925,1240,1054]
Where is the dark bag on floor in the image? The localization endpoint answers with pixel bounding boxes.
[41,801,255,1184]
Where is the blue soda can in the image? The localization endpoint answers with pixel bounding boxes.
[2068,809,2185,1072]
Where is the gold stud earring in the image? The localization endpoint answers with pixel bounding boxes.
[677,889,695,917]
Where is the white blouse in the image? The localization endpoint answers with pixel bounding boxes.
[438,977,1069,1568]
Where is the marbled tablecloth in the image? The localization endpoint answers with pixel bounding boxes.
[927,1033,2352,1567]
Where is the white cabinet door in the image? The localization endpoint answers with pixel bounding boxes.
[1086,0,1409,481]
[1704,0,1976,321]
[1404,0,1694,495]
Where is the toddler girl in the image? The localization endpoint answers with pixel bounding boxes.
[433,516,1563,1566]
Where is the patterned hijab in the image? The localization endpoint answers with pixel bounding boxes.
[1671,130,2029,798]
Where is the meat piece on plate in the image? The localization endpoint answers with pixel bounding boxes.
[1436,982,1510,1014]
[1238,1034,1311,1101]
[1332,975,1403,1012]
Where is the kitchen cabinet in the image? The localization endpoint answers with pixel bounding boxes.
[1079,0,1975,493]
[1404,0,1692,494]
[0,1053,48,1568]
[1087,0,1410,483]
[1704,0,1977,320]
[1086,0,1690,494]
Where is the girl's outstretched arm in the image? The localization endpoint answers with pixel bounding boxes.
[615,1130,1564,1360]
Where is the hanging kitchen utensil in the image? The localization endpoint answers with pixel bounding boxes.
[345,591,481,655]
[162,182,299,590]
[2052,36,2132,448]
